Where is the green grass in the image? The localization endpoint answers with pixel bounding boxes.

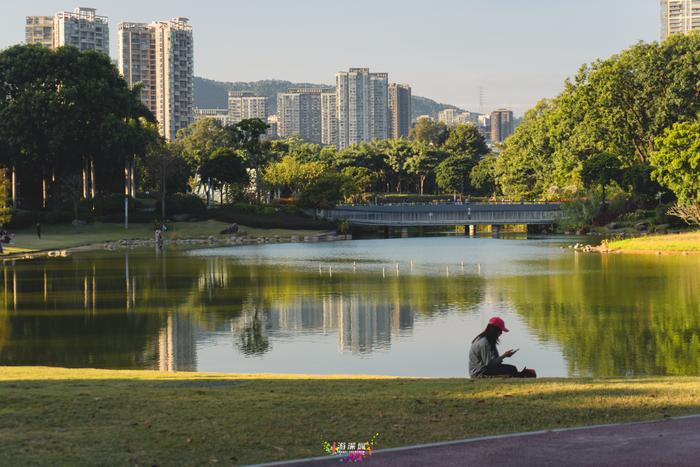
[606,231,700,252]
[3,221,329,253]
[1,367,700,465]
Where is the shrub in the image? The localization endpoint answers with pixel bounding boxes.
[165,194,206,218]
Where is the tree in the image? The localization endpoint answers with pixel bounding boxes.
[384,139,415,193]
[405,143,446,195]
[225,118,269,201]
[580,152,623,206]
[470,154,499,197]
[172,118,227,204]
[435,153,476,196]
[200,148,249,204]
[298,172,352,208]
[650,120,700,205]
[443,124,488,157]
[142,141,191,217]
[495,33,700,201]
[0,45,153,208]
[410,119,448,146]
[341,167,377,203]
[262,155,326,197]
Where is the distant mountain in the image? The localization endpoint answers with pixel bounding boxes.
[194,76,464,120]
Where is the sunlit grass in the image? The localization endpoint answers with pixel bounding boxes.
[2,367,700,465]
[607,231,700,252]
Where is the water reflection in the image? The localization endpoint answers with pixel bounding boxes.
[0,238,699,377]
[0,250,483,372]
[497,252,700,376]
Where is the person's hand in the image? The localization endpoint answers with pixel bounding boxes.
[501,349,517,358]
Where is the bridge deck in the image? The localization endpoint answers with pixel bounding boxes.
[317,203,563,226]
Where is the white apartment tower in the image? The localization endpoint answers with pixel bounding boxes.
[276,88,325,144]
[228,92,268,124]
[118,18,194,141]
[661,0,700,39]
[321,90,337,146]
[336,68,389,149]
[26,7,109,54]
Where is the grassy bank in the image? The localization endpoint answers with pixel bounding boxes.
[605,230,700,253]
[2,367,700,465]
[2,221,329,254]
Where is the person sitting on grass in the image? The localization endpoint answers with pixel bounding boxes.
[469,317,535,378]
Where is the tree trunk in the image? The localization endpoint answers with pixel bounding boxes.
[161,173,166,219]
[419,175,425,196]
[11,167,18,209]
[90,159,96,199]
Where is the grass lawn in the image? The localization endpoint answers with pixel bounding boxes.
[606,230,700,252]
[2,221,329,253]
[2,367,700,466]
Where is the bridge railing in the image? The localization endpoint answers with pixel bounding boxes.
[318,205,564,226]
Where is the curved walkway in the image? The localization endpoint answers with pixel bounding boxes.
[255,414,700,466]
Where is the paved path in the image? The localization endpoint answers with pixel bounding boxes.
[257,415,700,466]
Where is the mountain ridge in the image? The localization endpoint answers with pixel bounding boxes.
[193,76,465,120]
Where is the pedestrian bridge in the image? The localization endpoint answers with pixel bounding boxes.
[317,203,563,227]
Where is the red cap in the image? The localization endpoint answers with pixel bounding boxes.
[488,317,509,332]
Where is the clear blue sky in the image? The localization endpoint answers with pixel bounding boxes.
[1,1,660,115]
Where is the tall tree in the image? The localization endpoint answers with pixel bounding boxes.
[651,119,700,205]
[410,119,448,146]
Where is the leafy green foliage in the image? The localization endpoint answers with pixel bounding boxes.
[496,33,700,203]
[651,119,700,204]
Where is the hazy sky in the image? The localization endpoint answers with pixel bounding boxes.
[1,1,660,114]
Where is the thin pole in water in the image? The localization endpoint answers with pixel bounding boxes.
[382,267,386,278]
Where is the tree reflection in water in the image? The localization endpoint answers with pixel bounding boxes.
[0,250,485,370]
[497,252,700,376]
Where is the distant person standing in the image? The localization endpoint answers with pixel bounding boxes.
[155,229,163,249]
[36,222,41,239]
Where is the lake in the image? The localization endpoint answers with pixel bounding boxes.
[1,236,698,377]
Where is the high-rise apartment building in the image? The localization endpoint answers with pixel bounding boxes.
[276,88,325,143]
[228,91,268,124]
[26,7,109,54]
[490,109,514,144]
[388,83,412,139]
[321,90,337,146]
[118,18,194,141]
[193,108,231,126]
[336,68,388,149]
[25,16,54,48]
[661,0,700,39]
[438,108,462,127]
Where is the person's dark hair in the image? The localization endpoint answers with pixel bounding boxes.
[472,324,502,348]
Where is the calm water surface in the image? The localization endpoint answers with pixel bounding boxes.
[1,236,698,377]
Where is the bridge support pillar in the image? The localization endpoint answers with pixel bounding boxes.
[468,225,476,237]
[384,226,391,239]
[401,227,409,238]
[492,225,501,236]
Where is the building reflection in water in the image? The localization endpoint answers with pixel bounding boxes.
[157,312,197,372]
[228,293,415,355]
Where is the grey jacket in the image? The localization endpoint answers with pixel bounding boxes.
[469,336,502,378]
